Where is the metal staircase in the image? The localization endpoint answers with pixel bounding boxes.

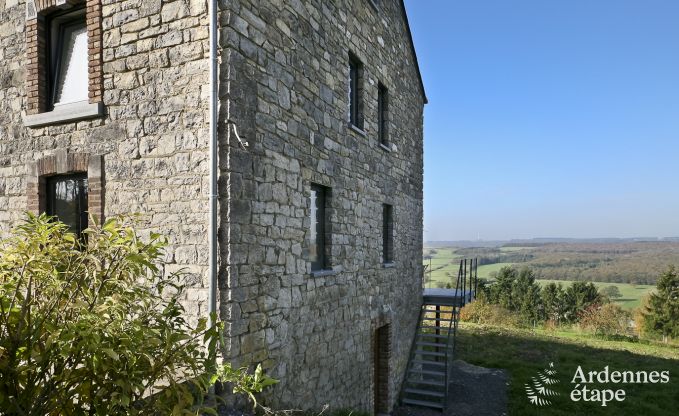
[400,259,478,411]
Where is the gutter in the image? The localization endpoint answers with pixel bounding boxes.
[208,0,218,329]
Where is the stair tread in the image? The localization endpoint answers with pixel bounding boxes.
[412,359,446,367]
[404,388,446,398]
[402,398,444,409]
[406,378,446,387]
[416,341,447,347]
[409,368,446,376]
[415,349,446,357]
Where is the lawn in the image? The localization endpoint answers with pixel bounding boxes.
[456,323,679,415]
[537,279,655,310]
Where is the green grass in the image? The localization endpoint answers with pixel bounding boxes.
[478,262,514,279]
[537,279,654,310]
[456,323,679,415]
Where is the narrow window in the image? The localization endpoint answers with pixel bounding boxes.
[378,83,389,146]
[349,54,364,129]
[46,174,89,235]
[382,204,393,264]
[49,8,89,108]
[310,184,328,271]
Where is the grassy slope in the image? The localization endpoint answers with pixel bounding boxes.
[537,279,654,309]
[456,323,679,416]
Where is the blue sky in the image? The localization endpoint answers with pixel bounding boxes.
[403,0,679,241]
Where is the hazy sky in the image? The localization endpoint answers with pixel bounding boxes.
[404,0,679,241]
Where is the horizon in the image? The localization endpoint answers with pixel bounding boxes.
[404,0,679,242]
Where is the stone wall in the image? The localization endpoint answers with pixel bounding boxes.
[0,0,425,412]
[0,0,212,323]
[220,0,425,411]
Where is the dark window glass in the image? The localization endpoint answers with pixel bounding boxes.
[383,204,393,263]
[46,174,88,235]
[310,184,327,271]
[349,54,363,129]
[378,83,389,145]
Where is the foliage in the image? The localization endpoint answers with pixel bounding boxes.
[480,266,602,325]
[0,214,277,415]
[642,266,679,342]
[601,285,622,299]
[578,303,631,337]
[562,281,602,323]
[541,282,566,323]
[218,363,279,410]
[459,299,522,328]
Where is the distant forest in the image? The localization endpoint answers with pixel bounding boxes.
[449,242,679,285]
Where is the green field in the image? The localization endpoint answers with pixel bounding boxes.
[478,262,513,278]
[457,323,679,415]
[537,279,654,310]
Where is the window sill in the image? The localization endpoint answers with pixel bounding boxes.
[379,143,392,152]
[382,262,396,269]
[310,266,341,278]
[348,123,367,137]
[23,101,105,128]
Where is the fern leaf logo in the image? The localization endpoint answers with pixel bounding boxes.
[525,362,561,406]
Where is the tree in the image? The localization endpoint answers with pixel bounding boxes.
[512,268,543,322]
[489,266,517,309]
[0,214,276,415]
[541,282,566,324]
[562,281,602,323]
[601,285,622,300]
[643,266,679,342]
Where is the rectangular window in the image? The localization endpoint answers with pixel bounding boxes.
[349,54,364,129]
[46,174,89,235]
[382,204,393,264]
[378,83,389,146]
[49,8,89,108]
[310,184,329,271]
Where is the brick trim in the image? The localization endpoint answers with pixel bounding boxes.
[27,150,105,223]
[373,323,392,415]
[25,0,103,115]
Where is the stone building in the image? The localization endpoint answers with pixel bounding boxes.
[0,0,426,413]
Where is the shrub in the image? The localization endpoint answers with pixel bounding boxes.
[0,214,276,415]
[578,303,631,337]
[459,299,522,328]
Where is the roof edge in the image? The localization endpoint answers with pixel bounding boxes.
[399,0,428,104]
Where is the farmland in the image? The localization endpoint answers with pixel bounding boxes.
[423,241,679,309]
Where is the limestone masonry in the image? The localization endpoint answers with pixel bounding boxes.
[0,0,425,412]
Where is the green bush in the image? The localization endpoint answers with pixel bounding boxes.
[578,303,631,337]
[459,299,522,328]
[0,214,276,415]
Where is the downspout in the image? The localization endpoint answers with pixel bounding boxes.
[208,0,219,331]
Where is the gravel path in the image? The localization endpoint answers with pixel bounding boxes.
[394,360,509,416]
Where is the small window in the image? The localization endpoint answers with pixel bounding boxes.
[49,8,89,108]
[382,204,393,264]
[46,174,89,235]
[349,54,364,129]
[310,184,329,271]
[378,83,389,146]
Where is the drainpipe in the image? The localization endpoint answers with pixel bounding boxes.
[208,0,219,331]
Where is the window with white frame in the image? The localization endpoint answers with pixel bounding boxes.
[49,7,89,108]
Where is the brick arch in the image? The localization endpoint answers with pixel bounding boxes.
[26,150,104,222]
[25,0,103,115]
